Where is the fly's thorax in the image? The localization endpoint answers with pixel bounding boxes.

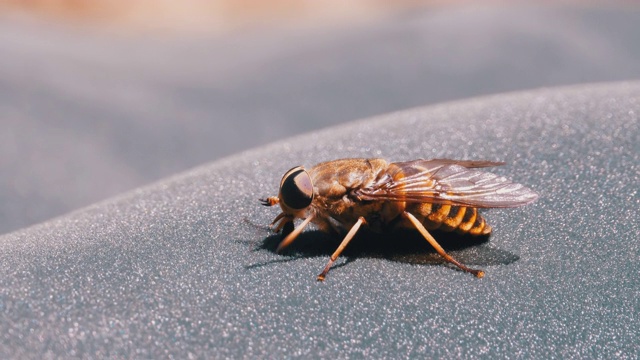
[311,197,405,233]
[305,158,405,232]
[309,158,389,199]
[311,193,377,227]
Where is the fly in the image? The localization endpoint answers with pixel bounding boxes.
[260,158,538,281]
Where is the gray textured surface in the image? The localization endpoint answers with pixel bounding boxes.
[3,3,640,234]
[1,82,638,358]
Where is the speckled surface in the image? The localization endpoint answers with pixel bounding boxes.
[1,82,639,358]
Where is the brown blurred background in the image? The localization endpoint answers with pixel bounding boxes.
[0,0,429,32]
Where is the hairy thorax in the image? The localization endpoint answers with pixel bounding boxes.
[308,158,404,232]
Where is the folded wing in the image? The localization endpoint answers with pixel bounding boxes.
[355,159,538,208]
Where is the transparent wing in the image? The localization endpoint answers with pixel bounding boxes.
[355,159,538,208]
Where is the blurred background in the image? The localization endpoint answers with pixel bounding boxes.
[1,0,639,235]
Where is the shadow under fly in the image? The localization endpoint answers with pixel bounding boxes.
[250,227,518,272]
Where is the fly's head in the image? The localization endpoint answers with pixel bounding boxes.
[277,166,314,217]
[260,166,315,234]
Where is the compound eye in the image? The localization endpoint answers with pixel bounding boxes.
[279,166,314,210]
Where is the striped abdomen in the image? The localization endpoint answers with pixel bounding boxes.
[405,202,492,236]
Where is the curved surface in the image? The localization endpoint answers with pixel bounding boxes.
[1,82,639,357]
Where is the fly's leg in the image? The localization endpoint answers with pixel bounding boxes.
[276,215,315,253]
[402,211,485,278]
[271,213,292,233]
[317,217,367,282]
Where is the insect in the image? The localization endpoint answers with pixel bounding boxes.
[260,158,538,281]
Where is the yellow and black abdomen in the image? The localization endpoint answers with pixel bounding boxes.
[404,202,492,236]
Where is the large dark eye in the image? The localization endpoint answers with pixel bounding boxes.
[279,166,314,210]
